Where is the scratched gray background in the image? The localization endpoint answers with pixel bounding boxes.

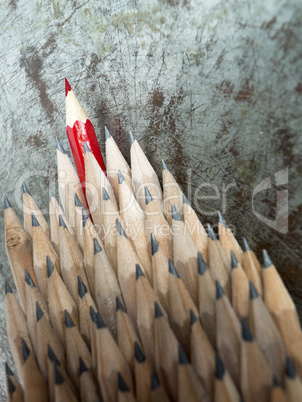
[0,0,302,398]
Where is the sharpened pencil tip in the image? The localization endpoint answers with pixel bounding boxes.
[215,280,224,300]
[36,301,44,322]
[84,141,91,153]
[54,364,64,385]
[7,376,15,396]
[48,189,53,202]
[168,259,180,278]
[31,213,39,227]
[56,137,66,154]
[104,126,111,140]
[162,159,168,170]
[197,252,207,275]
[206,224,217,240]
[249,281,259,300]
[95,312,106,329]
[78,276,87,299]
[145,187,153,205]
[183,193,190,205]
[190,309,198,326]
[5,282,13,294]
[22,182,30,195]
[262,249,273,268]
[134,342,146,363]
[116,297,126,312]
[4,195,11,209]
[242,237,251,252]
[93,238,102,254]
[154,301,163,318]
[82,208,89,228]
[79,357,88,375]
[215,353,225,379]
[218,210,227,227]
[102,187,110,201]
[241,318,253,342]
[46,256,54,278]
[116,219,127,237]
[21,338,30,363]
[65,78,72,96]
[129,131,135,144]
[230,250,238,269]
[58,215,67,228]
[171,204,182,221]
[74,193,83,207]
[178,344,189,365]
[64,310,75,328]
[273,375,281,387]
[89,306,97,323]
[5,362,14,376]
[25,269,36,288]
[47,344,60,366]
[285,356,296,379]
[118,372,129,392]
[151,373,160,390]
[151,233,159,255]
[136,264,144,280]
[118,170,124,184]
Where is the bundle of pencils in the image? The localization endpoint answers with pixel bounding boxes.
[4,84,302,402]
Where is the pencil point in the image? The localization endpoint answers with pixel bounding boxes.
[74,193,83,207]
[7,376,15,395]
[116,219,127,237]
[168,259,180,278]
[285,356,296,379]
[129,131,135,144]
[89,306,97,323]
[190,309,198,326]
[104,126,111,140]
[136,264,144,280]
[215,353,225,379]
[65,78,72,96]
[46,256,54,278]
[95,312,106,329]
[5,282,13,294]
[154,301,163,318]
[151,233,159,255]
[116,297,126,312]
[145,187,153,205]
[218,210,227,227]
[48,189,53,201]
[183,193,190,205]
[78,276,87,298]
[262,249,273,268]
[31,213,39,227]
[93,238,102,254]
[171,204,182,221]
[79,356,88,375]
[25,269,36,287]
[82,208,89,228]
[197,252,207,275]
[54,364,64,385]
[22,182,31,195]
[241,318,253,342]
[5,362,14,376]
[134,342,146,363]
[151,373,160,390]
[56,137,66,154]
[230,250,238,269]
[162,159,168,170]
[242,237,251,252]
[58,215,67,228]
[118,372,129,392]
[102,187,110,201]
[206,224,217,240]
[64,310,75,328]
[36,301,44,322]
[47,344,60,365]
[84,141,91,153]
[4,195,11,209]
[178,344,189,365]
[272,375,281,387]
[118,170,125,184]
[249,281,259,299]
[215,280,224,300]
[21,338,30,363]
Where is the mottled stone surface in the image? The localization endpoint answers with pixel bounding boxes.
[0,0,301,398]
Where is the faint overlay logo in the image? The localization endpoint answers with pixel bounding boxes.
[252,167,288,234]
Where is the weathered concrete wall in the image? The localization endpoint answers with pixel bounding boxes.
[0,0,301,397]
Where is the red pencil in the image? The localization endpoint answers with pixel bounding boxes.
[65,79,106,193]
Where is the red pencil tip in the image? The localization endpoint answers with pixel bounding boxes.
[65,78,72,96]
